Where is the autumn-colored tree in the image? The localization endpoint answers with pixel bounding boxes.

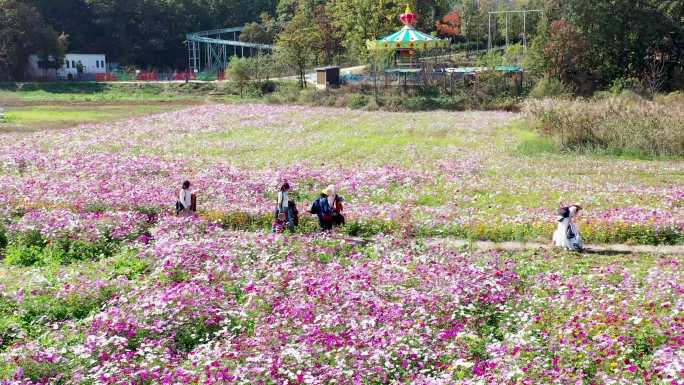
[314,4,344,66]
[542,19,589,84]
[435,10,461,40]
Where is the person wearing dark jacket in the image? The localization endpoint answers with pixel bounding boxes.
[310,185,344,231]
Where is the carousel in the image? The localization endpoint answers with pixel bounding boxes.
[367,5,448,65]
[366,5,448,88]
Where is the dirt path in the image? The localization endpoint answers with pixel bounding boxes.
[427,238,684,255]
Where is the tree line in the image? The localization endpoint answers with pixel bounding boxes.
[1,0,275,80]
[1,0,683,91]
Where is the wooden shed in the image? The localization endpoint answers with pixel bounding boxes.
[316,66,340,89]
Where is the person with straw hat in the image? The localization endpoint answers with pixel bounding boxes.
[310,184,345,231]
[325,184,345,227]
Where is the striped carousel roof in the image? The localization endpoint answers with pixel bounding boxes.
[366,5,448,51]
[367,26,448,50]
[381,26,441,44]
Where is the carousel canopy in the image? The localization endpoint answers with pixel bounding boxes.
[367,5,448,51]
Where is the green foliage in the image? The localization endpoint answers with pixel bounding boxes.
[19,292,111,325]
[565,0,684,88]
[4,231,45,266]
[345,219,397,237]
[628,323,667,369]
[609,77,646,96]
[0,297,20,350]
[529,77,574,99]
[228,56,252,98]
[0,0,67,81]
[348,94,369,109]
[110,248,149,279]
[32,0,274,68]
[240,12,279,44]
[174,319,221,353]
[515,134,558,156]
[478,50,504,68]
[502,44,525,67]
[326,0,408,60]
[276,8,320,88]
[4,231,119,267]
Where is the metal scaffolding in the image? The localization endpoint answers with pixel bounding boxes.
[488,9,544,53]
[185,27,274,73]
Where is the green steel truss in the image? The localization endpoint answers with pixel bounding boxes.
[185,27,274,73]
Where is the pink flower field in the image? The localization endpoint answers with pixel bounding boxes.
[0,104,682,242]
[0,104,683,384]
[1,217,684,385]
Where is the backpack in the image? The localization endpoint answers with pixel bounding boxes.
[319,197,333,221]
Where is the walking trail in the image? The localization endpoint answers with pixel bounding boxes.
[425,238,684,255]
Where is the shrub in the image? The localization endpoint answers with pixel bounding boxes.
[609,77,646,96]
[174,319,221,353]
[4,231,119,266]
[524,95,684,157]
[345,219,397,237]
[261,80,276,94]
[529,77,574,99]
[110,247,150,279]
[364,96,380,111]
[4,230,45,266]
[348,94,369,109]
[40,238,117,265]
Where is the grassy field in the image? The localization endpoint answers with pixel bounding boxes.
[0,82,243,103]
[0,82,232,131]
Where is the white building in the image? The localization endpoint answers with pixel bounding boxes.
[28,53,107,80]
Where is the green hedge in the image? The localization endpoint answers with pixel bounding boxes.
[4,230,120,267]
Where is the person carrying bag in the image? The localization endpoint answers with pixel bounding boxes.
[273,183,296,233]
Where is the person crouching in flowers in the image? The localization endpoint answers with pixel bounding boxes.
[553,205,583,251]
[272,182,297,233]
[176,180,196,217]
[325,184,345,227]
[310,185,345,231]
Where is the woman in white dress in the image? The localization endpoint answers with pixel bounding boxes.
[553,205,583,251]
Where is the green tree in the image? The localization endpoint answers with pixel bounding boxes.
[565,0,682,87]
[241,12,280,44]
[228,56,252,97]
[0,0,66,80]
[328,0,409,60]
[276,7,320,88]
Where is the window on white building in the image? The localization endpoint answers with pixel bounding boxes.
[65,60,69,69]
[96,61,99,68]
[72,61,76,68]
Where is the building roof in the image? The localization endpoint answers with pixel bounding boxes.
[65,52,107,56]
